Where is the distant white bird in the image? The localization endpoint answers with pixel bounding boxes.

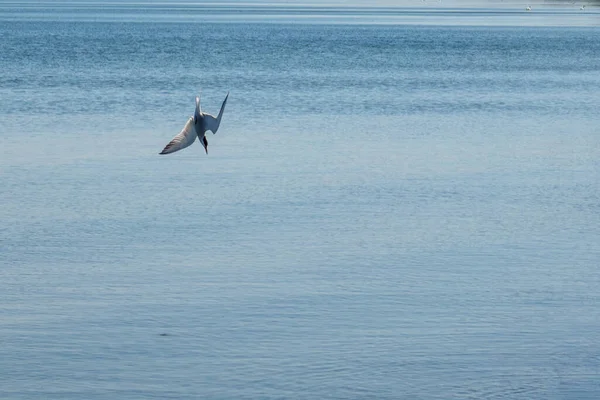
[525,5,531,11]
[580,4,586,10]
[160,92,229,155]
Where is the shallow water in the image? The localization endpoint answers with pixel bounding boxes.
[1,3,600,399]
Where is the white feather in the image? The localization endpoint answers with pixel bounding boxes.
[204,92,229,134]
[159,117,197,155]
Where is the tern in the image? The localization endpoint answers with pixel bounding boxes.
[160,92,229,155]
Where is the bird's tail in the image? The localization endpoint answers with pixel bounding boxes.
[195,95,202,117]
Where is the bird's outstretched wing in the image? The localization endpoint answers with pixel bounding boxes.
[204,92,229,134]
[159,117,197,155]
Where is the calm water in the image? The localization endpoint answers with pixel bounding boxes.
[1,3,600,399]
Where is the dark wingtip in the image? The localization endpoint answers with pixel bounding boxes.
[160,144,173,155]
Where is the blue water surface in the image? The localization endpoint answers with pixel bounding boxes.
[1,3,599,399]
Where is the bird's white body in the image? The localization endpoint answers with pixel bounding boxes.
[160,93,229,155]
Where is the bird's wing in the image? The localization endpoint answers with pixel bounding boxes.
[159,117,197,155]
[204,92,229,134]
[203,114,219,134]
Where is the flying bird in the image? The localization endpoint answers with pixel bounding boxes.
[160,92,229,155]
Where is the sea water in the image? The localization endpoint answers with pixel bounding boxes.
[1,3,599,399]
